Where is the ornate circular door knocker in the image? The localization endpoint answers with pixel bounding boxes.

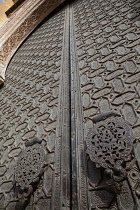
[13,137,47,208]
[86,112,135,188]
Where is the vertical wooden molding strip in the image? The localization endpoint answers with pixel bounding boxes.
[0,0,65,84]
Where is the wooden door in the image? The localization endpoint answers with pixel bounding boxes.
[0,4,70,209]
[0,0,140,209]
[70,0,140,209]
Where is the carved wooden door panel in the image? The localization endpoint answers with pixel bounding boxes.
[0,0,140,209]
[0,4,71,210]
[70,0,140,209]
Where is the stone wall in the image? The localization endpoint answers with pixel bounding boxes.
[0,0,14,25]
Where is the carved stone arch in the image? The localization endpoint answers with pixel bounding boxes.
[0,0,65,85]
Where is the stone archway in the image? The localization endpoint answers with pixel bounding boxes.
[0,0,65,84]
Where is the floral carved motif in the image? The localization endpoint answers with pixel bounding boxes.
[86,115,134,169]
[15,144,45,188]
[13,137,47,208]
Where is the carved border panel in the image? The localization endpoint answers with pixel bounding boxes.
[0,0,65,84]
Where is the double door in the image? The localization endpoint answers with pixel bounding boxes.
[0,0,140,209]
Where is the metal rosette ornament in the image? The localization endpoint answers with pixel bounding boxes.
[14,143,45,192]
[86,115,135,181]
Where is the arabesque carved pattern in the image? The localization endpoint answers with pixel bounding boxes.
[0,6,65,209]
[0,0,140,209]
[73,0,140,208]
[87,116,134,169]
[15,144,45,187]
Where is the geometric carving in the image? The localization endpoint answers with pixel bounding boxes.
[123,60,137,74]
[0,2,71,210]
[0,0,65,84]
[72,0,140,207]
[0,4,66,208]
[0,0,140,209]
[112,78,124,93]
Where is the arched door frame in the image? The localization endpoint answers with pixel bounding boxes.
[0,0,65,85]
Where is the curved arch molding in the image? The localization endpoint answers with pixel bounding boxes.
[0,0,65,84]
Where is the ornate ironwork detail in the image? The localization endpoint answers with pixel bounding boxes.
[13,137,46,208]
[86,114,134,169]
[15,144,45,188]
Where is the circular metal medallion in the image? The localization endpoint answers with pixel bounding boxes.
[15,144,45,187]
[86,117,134,169]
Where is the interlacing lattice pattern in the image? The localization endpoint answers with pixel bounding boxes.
[0,0,140,209]
[15,144,45,187]
[73,0,140,209]
[0,7,65,209]
[87,117,134,169]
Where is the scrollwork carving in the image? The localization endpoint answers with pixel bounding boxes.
[13,138,47,208]
[86,115,134,170]
[15,144,45,188]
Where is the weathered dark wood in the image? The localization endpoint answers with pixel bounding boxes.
[0,0,140,209]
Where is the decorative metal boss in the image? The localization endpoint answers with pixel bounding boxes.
[86,114,134,172]
[15,144,45,189]
[14,137,46,197]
